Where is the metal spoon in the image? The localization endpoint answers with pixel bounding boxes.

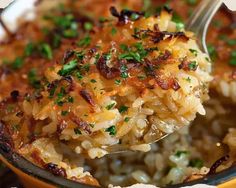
[105,0,224,154]
[186,0,223,53]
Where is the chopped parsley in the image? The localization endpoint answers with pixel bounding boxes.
[81,63,90,72]
[189,49,198,57]
[175,150,189,157]
[119,52,141,62]
[24,42,34,57]
[207,44,217,60]
[186,0,197,5]
[105,125,117,136]
[89,123,95,128]
[172,12,184,31]
[67,96,74,103]
[189,158,204,169]
[52,33,61,48]
[58,59,78,76]
[39,43,53,60]
[229,51,236,66]
[90,79,97,83]
[120,44,129,51]
[130,13,140,21]
[76,71,84,80]
[124,117,130,122]
[188,61,197,70]
[74,128,82,135]
[212,20,222,28]
[63,28,78,38]
[119,42,148,62]
[99,17,107,23]
[75,51,85,60]
[119,105,128,113]
[44,13,78,39]
[111,27,117,36]
[77,35,91,47]
[28,68,41,89]
[115,79,121,85]
[219,35,236,46]
[120,64,129,79]
[106,103,116,110]
[84,22,93,31]
[61,110,69,116]
[185,77,191,83]
[11,57,24,70]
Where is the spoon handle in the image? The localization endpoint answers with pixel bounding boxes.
[186,0,223,53]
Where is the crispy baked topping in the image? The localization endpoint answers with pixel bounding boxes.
[96,54,120,79]
[80,89,95,106]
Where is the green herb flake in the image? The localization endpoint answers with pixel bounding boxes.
[24,42,34,57]
[106,103,116,110]
[120,44,129,52]
[130,13,140,21]
[58,59,78,76]
[90,79,97,83]
[89,123,95,128]
[212,20,222,28]
[77,36,91,47]
[28,68,41,89]
[84,22,93,31]
[75,51,84,60]
[63,29,78,38]
[207,44,217,60]
[115,79,121,85]
[124,117,130,122]
[99,17,107,23]
[111,27,117,36]
[74,128,82,135]
[76,71,83,80]
[119,105,128,113]
[82,63,90,72]
[61,110,69,116]
[175,150,189,157]
[189,49,198,57]
[11,57,24,70]
[219,35,236,46]
[39,43,53,60]
[186,0,197,5]
[172,12,184,31]
[229,51,236,66]
[189,158,204,169]
[188,61,197,70]
[185,77,191,83]
[67,96,74,103]
[105,125,117,136]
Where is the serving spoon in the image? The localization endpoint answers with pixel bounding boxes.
[105,0,224,154]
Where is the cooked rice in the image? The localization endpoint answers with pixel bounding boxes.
[0,0,235,187]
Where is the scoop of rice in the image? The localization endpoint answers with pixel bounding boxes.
[2,9,212,160]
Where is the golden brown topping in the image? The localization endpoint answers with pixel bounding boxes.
[96,54,120,79]
[80,89,95,106]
